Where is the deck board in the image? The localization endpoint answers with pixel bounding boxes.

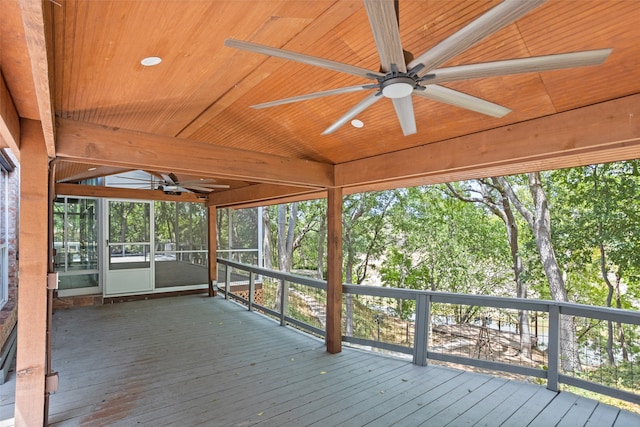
[449,379,535,426]
[556,396,599,427]
[500,386,559,426]
[0,295,638,426]
[585,403,621,427]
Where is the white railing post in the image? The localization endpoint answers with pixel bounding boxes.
[249,274,255,311]
[547,304,560,392]
[413,294,430,366]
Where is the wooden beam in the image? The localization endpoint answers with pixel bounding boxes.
[326,187,343,354]
[208,206,217,297]
[55,183,206,203]
[15,119,48,426]
[18,0,55,157]
[56,118,334,188]
[56,164,132,183]
[207,183,320,208]
[221,191,328,210]
[336,94,640,188]
[0,71,20,159]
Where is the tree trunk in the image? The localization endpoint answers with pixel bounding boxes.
[316,212,326,279]
[276,203,298,309]
[277,203,296,271]
[343,232,354,337]
[491,178,531,358]
[345,247,354,337]
[615,275,629,361]
[498,173,581,372]
[598,233,616,365]
[262,208,272,270]
[527,173,581,372]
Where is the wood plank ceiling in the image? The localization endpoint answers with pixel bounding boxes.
[2,0,640,206]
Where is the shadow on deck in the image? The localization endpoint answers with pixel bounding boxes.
[1,295,639,426]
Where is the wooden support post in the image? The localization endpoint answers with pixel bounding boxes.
[326,187,343,354]
[207,205,217,297]
[15,119,49,426]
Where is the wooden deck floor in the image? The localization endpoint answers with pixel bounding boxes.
[1,294,639,426]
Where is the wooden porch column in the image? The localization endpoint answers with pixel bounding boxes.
[15,119,49,426]
[208,205,217,297]
[326,187,343,353]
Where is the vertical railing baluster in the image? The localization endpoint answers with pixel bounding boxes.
[547,304,560,392]
[413,293,429,366]
[249,273,255,311]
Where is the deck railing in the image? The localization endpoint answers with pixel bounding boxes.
[217,258,640,405]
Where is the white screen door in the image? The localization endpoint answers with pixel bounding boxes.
[105,200,153,295]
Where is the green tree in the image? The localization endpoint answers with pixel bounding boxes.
[342,191,396,336]
[552,161,640,363]
[379,185,510,321]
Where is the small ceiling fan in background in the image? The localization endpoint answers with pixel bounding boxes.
[157,173,230,195]
[225,0,612,136]
[107,171,230,195]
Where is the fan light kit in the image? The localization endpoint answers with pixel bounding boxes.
[381,78,415,99]
[225,0,612,136]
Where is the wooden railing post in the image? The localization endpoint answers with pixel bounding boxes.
[547,304,560,392]
[413,294,430,366]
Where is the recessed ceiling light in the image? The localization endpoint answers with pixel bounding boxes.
[87,167,97,171]
[351,119,364,128]
[141,56,162,67]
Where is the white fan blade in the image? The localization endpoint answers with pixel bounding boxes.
[392,96,417,136]
[184,185,229,192]
[414,85,511,118]
[225,39,383,80]
[364,0,406,72]
[428,49,613,84]
[177,178,220,185]
[251,85,372,109]
[180,183,230,189]
[409,0,547,76]
[322,93,383,135]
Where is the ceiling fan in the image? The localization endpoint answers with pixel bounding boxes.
[157,173,230,195]
[225,0,612,136]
